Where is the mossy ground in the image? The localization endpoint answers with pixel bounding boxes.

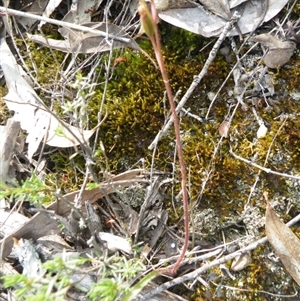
[1,8,300,300]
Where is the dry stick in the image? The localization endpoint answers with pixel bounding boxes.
[148,11,241,150]
[146,0,188,275]
[0,6,131,43]
[138,211,300,300]
[229,148,300,180]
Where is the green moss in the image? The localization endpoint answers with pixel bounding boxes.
[2,8,300,300]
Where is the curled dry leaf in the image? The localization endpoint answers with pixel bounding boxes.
[250,34,296,68]
[265,197,300,286]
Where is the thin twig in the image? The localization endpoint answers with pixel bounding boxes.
[229,148,300,180]
[0,6,131,43]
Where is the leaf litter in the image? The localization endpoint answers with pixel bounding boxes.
[1,0,300,300]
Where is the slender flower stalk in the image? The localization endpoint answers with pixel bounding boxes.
[138,0,189,275]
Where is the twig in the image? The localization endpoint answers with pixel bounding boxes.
[148,11,241,150]
[0,6,131,44]
[211,282,298,298]
[229,148,300,180]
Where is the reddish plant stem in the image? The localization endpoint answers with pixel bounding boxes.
[149,1,189,275]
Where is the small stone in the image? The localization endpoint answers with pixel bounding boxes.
[257,123,268,139]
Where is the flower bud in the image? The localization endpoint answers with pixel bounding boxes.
[138,0,155,39]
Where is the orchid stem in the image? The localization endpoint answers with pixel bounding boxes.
[147,0,189,275]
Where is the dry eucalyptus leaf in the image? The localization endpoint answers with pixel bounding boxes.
[250,33,289,48]
[29,22,141,54]
[264,0,289,22]
[250,34,296,68]
[46,169,147,217]
[57,0,104,37]
[27,34,73,52]
[45,118,100,148]
[158,0,288,37]
[0,38,101,159]
[159,0,266,37]
[262,45,295,69]
[265,200,300,286]
[198,0,231,20]
[37,234,74,251]
[39,0,64,28]
[2,63,99,152]
[9,0,49,29]
[153,0,197,10]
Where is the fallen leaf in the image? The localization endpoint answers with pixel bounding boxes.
[158,0,287,37]
[199,0,231,20]
[218,120,230,138]
[47,169,147,217]
[231,253,252,271]
[40,0,63,27]
[0,38,103,159]
[265,197,300,286]
[2,63,100,151]
[250,34,296,68]
[58,0,103,31]
[44,117,100,148]
[29,22,141,54]
[9,0,48,29]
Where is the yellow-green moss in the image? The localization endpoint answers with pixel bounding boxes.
[1,10,300,300]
